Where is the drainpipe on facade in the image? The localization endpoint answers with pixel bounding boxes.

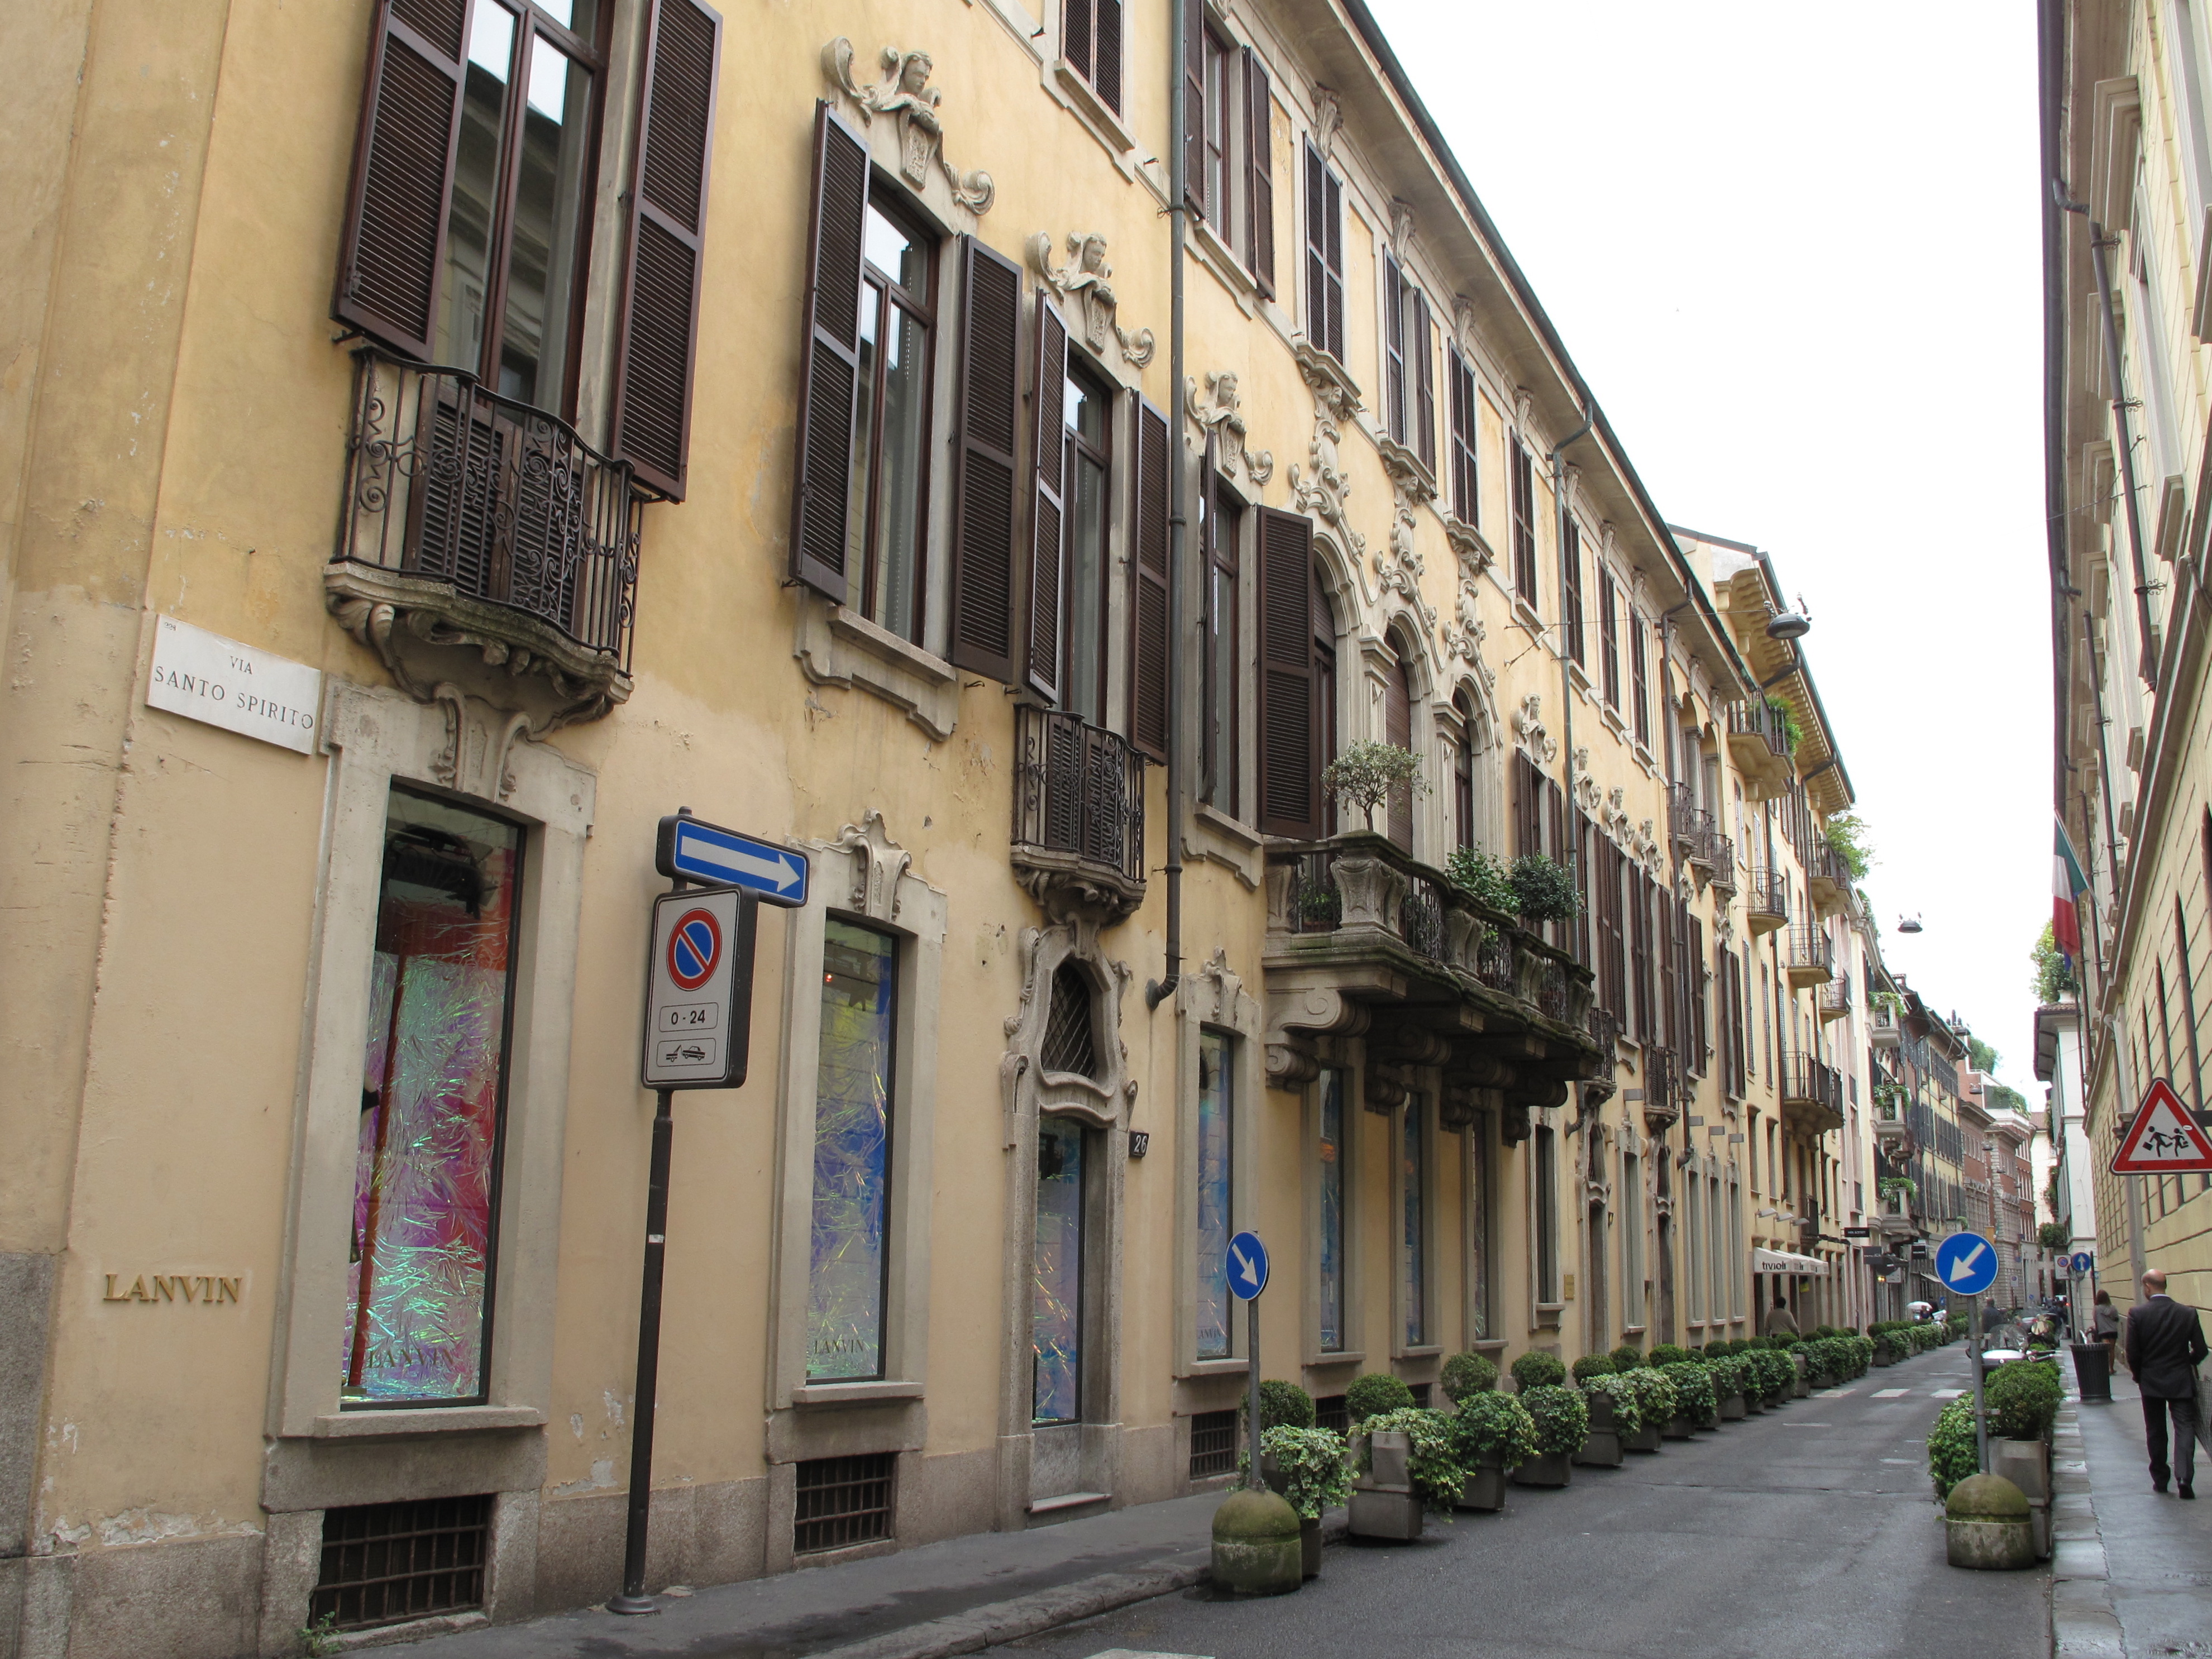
[1147,0,1189,1013]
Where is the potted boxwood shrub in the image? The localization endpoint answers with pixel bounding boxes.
[1509,1350,1567,1393]
[1346,1371,1415,1426]
[1352,1405,1463,1540]
[1608,1343,1644,1373]
[1617,1367,1676,1453]
[1986,1356,2062,1548]
[1439,1350,1499,1403]
[1658,1361,1716,1432]
[1646,1343,1693,1368]
[1926,1397,1979,1502]
[1751,1347,1795,1406]
[1705,1352,1748,1421]
[1576,1371,1642,1467]
[1512,1385,1588,1487]
[1257,1424,1350,1577]
[1446,1391,1539,1512]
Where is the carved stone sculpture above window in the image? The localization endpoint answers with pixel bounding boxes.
[1029,232,1154,367]
[1185,371,1271,484]
[823,38,994,213]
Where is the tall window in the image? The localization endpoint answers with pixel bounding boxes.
[1202,479,1241,815]
[345,790,524,1405]
[1561,520,1584,667]
[1033,1119,1085,1422]
[1197,1030,1235,1357]
[1510,439,1537,604]
[1468,1113,1492,1339]
[1202,26,1235,226]
[1684,1177,1704,1323]
[1447,349,1479,526]
[1621,1153,1644,1330]
[1313,563,1340,834]
[1318,1069,1348,1351]
[1534,1124,1560,1304]
[1304,145,1345,363]
[1598,566,1621,708]
[1061,0,1122,113]
[810,921,897,1379]
[1453,691,1476,851]
[1630,613,1650,747]
[1707,1174,1726,1327]
[1383,632,1415,850]
[1402,1094,1428,1346]
[1383,257,1436,472]
[845,197,937,642]
[1060,355,1112,722]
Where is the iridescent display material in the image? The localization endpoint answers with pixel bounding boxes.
[1468,1121,1491,1340]
[1196,1031,1233,1359]
[808,921,897,1379]
[342,791,522,1405]
[1031,1120,1084,1423]
[1402,1093,1426,1347]
[1318,1069,1346,1352]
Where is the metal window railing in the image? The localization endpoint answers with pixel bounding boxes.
[1012,707,1146,883]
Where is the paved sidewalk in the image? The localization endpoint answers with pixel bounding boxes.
[2053,1354,2212,1658]
[381,1492,1229,1659]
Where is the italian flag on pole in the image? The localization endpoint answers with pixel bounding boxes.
[2054,817,2088,963]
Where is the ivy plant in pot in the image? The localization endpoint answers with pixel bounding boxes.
[1617,1368,1677,1452]
[1445,1392,1539,1512]
[1512,1385,1589,1488]
[1255,1424,1351,1578]
[1575,1371,1642,1467]
[1703,1353,1748,1421]
[1353,1406,1464,1540]
[1658,1361,1717,1433]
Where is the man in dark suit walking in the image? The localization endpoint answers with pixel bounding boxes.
[2124,1269,2209,1497]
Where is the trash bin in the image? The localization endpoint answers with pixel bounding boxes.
[2071,1342,2112,1402]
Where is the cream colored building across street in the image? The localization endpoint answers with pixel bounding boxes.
[0,0,2069,1655]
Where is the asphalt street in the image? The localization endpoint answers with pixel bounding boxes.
[1006,1346,2050,1659]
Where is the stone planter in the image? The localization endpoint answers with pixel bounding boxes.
[1456,1457,1505,1512]
[1300,1516,1322,1578]
[1718,1393,1746,1421]
[1872,1349,1896,1367]
[1509,1450,1573,1488]
[1349,1431,1421,1541]
[1622,1423,1662,1452]
[1575,1396,1622,1467]
[1991,1438,2052,1503]
[1660,1414,1695,1441]
[1790,1357,1809,1399]
[1945,1474,2036,1571]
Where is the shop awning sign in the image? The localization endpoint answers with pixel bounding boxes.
[1752,1247,1829,1278]
[2110,1078,2212,1174]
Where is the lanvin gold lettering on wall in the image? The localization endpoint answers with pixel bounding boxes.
[102,1273,244,1306]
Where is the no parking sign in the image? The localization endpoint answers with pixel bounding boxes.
[641,887,756,1089]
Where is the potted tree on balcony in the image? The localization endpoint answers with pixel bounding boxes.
[1509,853,1582,924]
[1320,743,1427,831]
[1446,1392,1539,1512]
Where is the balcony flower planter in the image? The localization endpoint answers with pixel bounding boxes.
[1456,1456,1506,1513]
[1717,1392,1746,1421]
[1509,1451,1573,1488]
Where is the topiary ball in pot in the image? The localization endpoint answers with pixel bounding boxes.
[1609,1344,1644,1373]
[1246,1378,1317,1432]
[1346,1372,1415,1425]
[1646,1343,1693,1368]
[1509,1350,1567,1391]
[1659,1361,1716,1426]
[1439,1351,1498,1403]
[1570,1354,1616,1383]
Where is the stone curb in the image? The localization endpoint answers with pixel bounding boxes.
[801,1555,1212,1659]
[2049,1381,2122,1659]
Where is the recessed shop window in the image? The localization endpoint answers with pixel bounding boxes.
[808,920,898,1381]
[1196,1029,1236,1358]
[1317,1068,1348,1352]
[342,789,523,1408]
[1032,1118,1087,1423]
[1401,1093,1429,1347]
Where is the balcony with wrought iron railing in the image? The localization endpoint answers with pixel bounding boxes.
[328,347,645,726]
[1265,832,1604,1119]
[1668,784,1712,855]
[1642,1042,1681,1132]
[1726,698,1795,797]
[1818,971,1851,1024]
[1870,999,1903,1049]
[1784,922,1834,988]
[1781,1053,1845,1134]
[1705,830,1737,893]
[1011,707,1146,922]
[1807,840,1852,917]
[1745,866,1788,936]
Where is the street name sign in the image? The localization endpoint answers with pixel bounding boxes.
[146,615,322,754]
[641,887,756,1088]
[656,814,809,909]
[1934,1231,1999,1297]
[2110,1078,2212,1174]
[1226,1231,1270,1301]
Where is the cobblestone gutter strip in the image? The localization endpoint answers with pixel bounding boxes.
[802,1556,1211,1659]
[2051,1388,2124,1659]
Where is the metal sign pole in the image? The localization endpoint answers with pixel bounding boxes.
[610,1086,675,1615]
[1970,1293,1988,1475]
[1247,1295,1263,1489]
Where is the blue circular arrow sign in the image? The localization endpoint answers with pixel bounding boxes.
[1226,1230,1269,1301]
[1934,1230,1999,1297]
[2070,1251,2094,1275]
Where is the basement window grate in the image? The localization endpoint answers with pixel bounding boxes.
[1188,1409,1239,1479]
[1408,1383,1432,1408]
[795,1454,896,1554]
[309,1495,490,1631]
[1313,1395,1350,1436]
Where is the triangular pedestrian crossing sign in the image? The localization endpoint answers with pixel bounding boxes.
[2111,1078,2212,1174]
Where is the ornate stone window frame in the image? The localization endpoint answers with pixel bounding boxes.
[256,680,596,1636]
[1173,952,1264,1380]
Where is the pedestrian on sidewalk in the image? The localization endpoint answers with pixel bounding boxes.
[2092,1289,2119,1365]
[2122,1269,2208,1498]
[1762,1293,1799,1338]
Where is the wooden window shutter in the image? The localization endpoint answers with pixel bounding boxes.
[1064,0,1093,86]
[1257,506,1317,838]
[1305,146,1344,362]
[1383,256,1405,443]
[1449,349,1477,524]
[787,101,870,600]
[1513,752,1541,861]
[1659,896,1678,1053]
[1183,0,1206,212]
[948,236,1024,682]
[1413,291,1436,474]
[332,0,469,360]
[1243,50,1274,295]
[610,0,723,501]
[1129,396,1171,761]
[1094,0,1122,114]
[1025,294,1069,701]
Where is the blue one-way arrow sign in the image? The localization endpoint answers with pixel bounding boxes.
[656,814,810,909]
[1934,1230,1998,1297]
[1226,1230,1270,1301]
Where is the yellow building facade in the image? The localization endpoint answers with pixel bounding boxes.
[3,0,1873,1652]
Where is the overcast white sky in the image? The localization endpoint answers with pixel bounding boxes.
[1364,0,2052,1093]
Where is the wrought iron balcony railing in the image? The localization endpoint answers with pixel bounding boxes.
[1705,830,1737,889]
[1785,922,1834,986]
[334,347,643,673]
[1782,1053,1845,1129]
[1727,697,1792,758]
[1643,1041,1680,1128]
[1745,866,1789,933]
[1668,784,1712,853]
[1818,971,1851,1022]
[1011,707,1146,919]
